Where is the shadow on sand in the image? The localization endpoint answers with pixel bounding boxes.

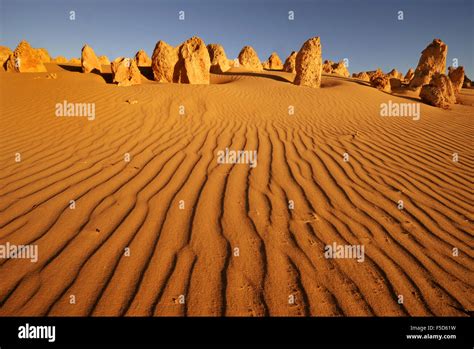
[216,70,292,83]
[58,64,114,83]
[138,66,154,81]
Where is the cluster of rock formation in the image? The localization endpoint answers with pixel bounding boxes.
[111,57,141,86]
[69,57,81,65]
[151,36,211,84]
[419,73,456,109]
[350,38,467,108]
[2,38,470,100]
[411,39,465,108]
[386,69,404,88]
[386,68,403,80]
[53,56,68,64]
[369,69,391,93]
[4,41,47,72]
[353,68,410,87]
[322,60,350,77]
[352,71,370,81]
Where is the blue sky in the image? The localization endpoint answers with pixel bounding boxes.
[1,0,472,77]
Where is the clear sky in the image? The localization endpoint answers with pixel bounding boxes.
[1,0,473,77]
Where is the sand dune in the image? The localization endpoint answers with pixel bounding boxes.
[0,64,472,316]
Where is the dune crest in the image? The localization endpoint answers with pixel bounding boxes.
[53,56,68,64]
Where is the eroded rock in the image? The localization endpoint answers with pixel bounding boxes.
[238,46,263,71]
[448,66,465,93]
[111,57,141,86]
[207,43,230,73]
[294,37,322,88]
[410,39,447,89]
[81,44,102,73]
[420,73,456,108]
[5,40,47,72]
[283,51,297,73]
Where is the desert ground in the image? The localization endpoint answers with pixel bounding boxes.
[0,62,473,316]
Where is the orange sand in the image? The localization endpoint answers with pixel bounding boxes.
[0,63,472,316]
